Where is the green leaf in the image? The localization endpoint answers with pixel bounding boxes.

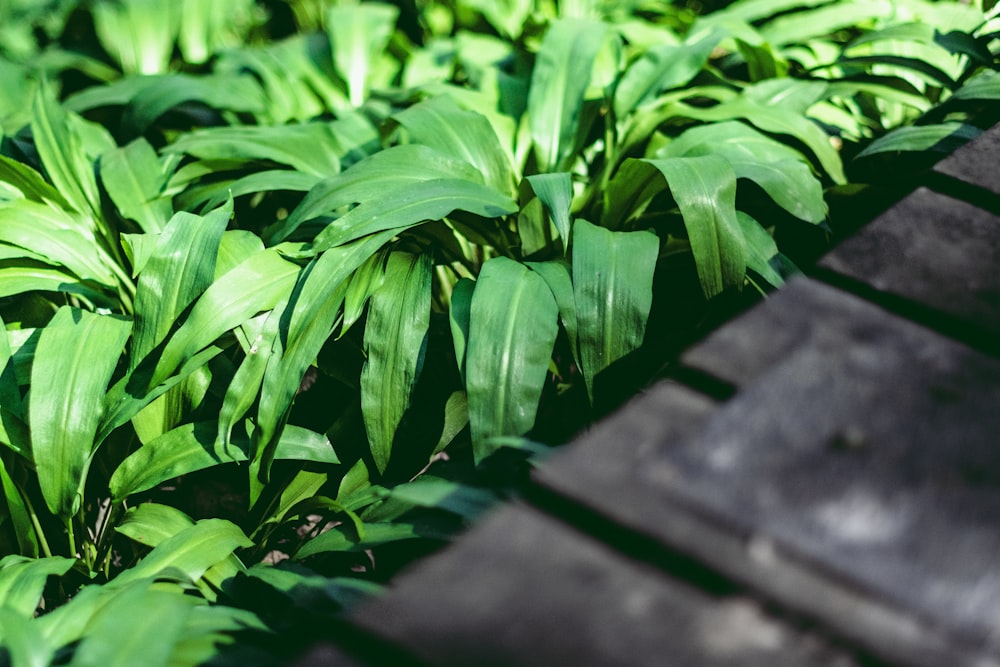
[605,157,745,298]
[525,173,573,250]
[116,503,197,547]
[149,247,300,389]
[0,316,24,422]
[113,519,252,588]
[297,521,446,558]
[387,477,497,520]
[0,458,38,556]
[737,212,786,289]
[92,0,180,74]
[164,122,346,177]
[361,252,432,474]
[0,607,52,667]
[657,121,827,223]
[99,137,176,235]
[71,582,194,667]
[855,122,982,158]
[448,278,475,382]
[0,555,74,617]
[526,259,579,371]
[392,96,515,196]
[310,177,517,252]
[342,249,389,334]
[30,307,131,518]
[271,144,486,244]
[110,422,243,501]
[614,27,723,117]
[0,155,70,209]
[572,220,658,402]
[31,80,112,219]
[528,19,608,172]
[327,3,399,107]
[466,257,559,462]
[131,202,231,372]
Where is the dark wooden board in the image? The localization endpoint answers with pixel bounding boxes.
[545,278,1000,666]
[817,187,1000,339]
[934,122,1000,198]
[349,503,862,667]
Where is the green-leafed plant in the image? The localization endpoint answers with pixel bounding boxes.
[0,0,998,663]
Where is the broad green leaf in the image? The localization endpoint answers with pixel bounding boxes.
[0,607,52,667]
[164,123,346,177]
[572,220,658,402]
[116,503,197,546]
[760,0,894,47]
[113,519,252,587]
[310,178,517,252]
[255,233,395,482]
[392,96,515,196]
[459,0,533,39]
[30,307,131,518]
[71,582,193,667]
[243,563,381,612]
[614,28,723,117]
[361,252,432,474]
[327,3,399,107]
[525,173,573,250]
[0,555,74,617]
[0,316,23,421]
[99,137,176,235]
[855,122,982,157]
[951,70,1000,101]
[606,157,745,298]
[150,248,300,388]
[110,422,243,501]
[177,0,260,64]
[528,19,608,172]
[466,257,559,462]
[0,264,112,304]
[131,202,231,372]
[184,169,322,214]
[657,121,827,223]
[272,144,486,244]
[31,81,109,219]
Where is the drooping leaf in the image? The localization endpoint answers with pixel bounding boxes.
[525,173,573,250]
[0,155,70,209]
[466,257,559,462]
[0,555,74,617]
[361,252,432,474]
[528,19,608,172]
[572,220,658,402]
[30,307,131,518]
[448,278,475,382]
[0,458,37,556]
[657,121,827,223]
[392,95,515,196]
[737,211,786,289]
[855,122,982,158]
[605,156,745,298]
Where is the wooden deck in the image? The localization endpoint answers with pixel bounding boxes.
[294,124,1000,667]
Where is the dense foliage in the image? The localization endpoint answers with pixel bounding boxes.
[0,0,998,663]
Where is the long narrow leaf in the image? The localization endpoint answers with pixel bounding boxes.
[30,307,131,518]
[466,257,558,462]
[528,19,608,172]
[361,252,432,474]
[571,220,659,402]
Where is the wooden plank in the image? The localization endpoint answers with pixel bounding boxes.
[349,503,863,667]
[934,122,1000,198]
[545,278,1000,666]
[817,187,1000,339]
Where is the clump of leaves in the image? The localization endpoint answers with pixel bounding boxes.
[0,0,998,663]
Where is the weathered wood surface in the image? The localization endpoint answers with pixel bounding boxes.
[305,123,1000,666]
[351,503,863,667]
[934,122,1000,200]
[818,187,1000,342]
